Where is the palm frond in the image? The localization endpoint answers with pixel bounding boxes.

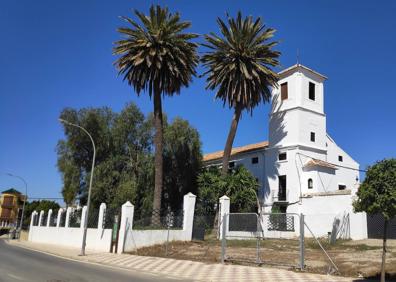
[113,5,199,97]
[201,11,280,113]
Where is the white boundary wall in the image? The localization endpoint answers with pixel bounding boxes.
[219,194,367,240]
[28,204,112,252]
[28,193,197,254]
[121,193,196,253]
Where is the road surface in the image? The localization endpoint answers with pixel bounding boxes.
[0,239,182,282]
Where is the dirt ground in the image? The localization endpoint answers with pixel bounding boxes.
[129,236,396,279]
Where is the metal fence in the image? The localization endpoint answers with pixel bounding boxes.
[220,212,304,269]
[133,209,184,230]
[69,208,82,228]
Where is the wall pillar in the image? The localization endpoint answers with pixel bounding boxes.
[47,209,53,227]
[118,201,134,254]
[28,211,38,241]
[218,195,230,240]
[182,192,196,240]
[65,207,72,228]
[98,203,106,229]
[56,208,63,227]
[38,210,44,227]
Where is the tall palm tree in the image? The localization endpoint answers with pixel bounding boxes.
[202,12,280,175]
[113,5,198,222]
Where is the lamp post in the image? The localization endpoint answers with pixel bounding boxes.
[59,118,96,256]
[6,173,27,239]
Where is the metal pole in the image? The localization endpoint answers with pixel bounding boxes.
[6,173,27,240]
[59,118,96,256]
[299,213,305,270]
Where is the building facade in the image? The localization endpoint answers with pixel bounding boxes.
[204,64,367,239]
[0,188,25,228]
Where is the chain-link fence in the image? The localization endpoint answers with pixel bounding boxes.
[103,207,120,229]
[86,208,100,228]
[192,209,216,240]
[69,208,82,228]
[133,209,184,230]
[220,212,304,269]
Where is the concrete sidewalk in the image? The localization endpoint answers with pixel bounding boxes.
[6,240,362,282]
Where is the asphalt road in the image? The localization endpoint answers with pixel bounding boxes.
[0,239,182,282]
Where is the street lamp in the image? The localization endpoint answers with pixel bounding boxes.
[6,173,27,239]
[59,118,96,256]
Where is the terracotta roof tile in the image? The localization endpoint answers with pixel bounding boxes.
[203,141,268,162]
[304,159,337,169]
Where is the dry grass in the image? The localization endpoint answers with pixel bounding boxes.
[127,237,396,279]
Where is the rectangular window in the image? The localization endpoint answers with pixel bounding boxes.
[278,175,287,201]
[309,82,315,100]
[338,184,346,190]
[278,152,287,161]
[251,157,259,164]
[338,155,343,162]
[281,82,288,100]
[310,132,316,142]
[228,161,235,168]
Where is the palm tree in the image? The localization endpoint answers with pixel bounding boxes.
[113,5,198,222]
[202,12,280,175]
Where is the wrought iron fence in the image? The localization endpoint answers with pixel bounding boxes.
[59,210,66,227]
[267,213,295,232]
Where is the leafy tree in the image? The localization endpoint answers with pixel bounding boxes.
[163,118,202,211]
[197,165,259,228]
[24,200,60,228]
[201,12,280,175]
[353,159,396,282]
[113,5,199,222]
[57,103,153,210]
[57,104,202,221]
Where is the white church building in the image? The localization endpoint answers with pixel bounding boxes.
[204,64,367,240]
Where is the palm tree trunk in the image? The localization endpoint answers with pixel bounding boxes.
[381,219,388,282]
[221,105,242,175]
[152,86,163,224]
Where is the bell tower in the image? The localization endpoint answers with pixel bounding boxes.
[269,64,328,152]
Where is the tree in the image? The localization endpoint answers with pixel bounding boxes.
[24,200,60,228]
[113,5,199,222]
[57,104,203,221]
[163,118,202,211]
[353,159,396,282]
[197,165,259,228]
[201,12,280,175]
[57,104,154,210]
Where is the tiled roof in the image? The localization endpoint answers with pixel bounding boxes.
[304,159,337,169]
[1,188,21,195]
[203,141,268,162]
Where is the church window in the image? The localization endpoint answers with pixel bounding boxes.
[309,82,315,100]
[308,178,313,189]
[228,161,235,168]
[310,132,316,142]
[281,82,288,100]
[338,184,346,190]
[278,152,287,161]
[251,157,259,164]
[338,155,343,162]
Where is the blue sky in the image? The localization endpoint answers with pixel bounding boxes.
[0,1,395,201]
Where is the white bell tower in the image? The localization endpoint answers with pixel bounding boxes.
[269,64,327,151]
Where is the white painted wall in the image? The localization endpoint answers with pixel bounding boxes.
[121,193,196,253]
[29,226,112,251]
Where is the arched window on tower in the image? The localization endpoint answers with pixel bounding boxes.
[308,178,313,189]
